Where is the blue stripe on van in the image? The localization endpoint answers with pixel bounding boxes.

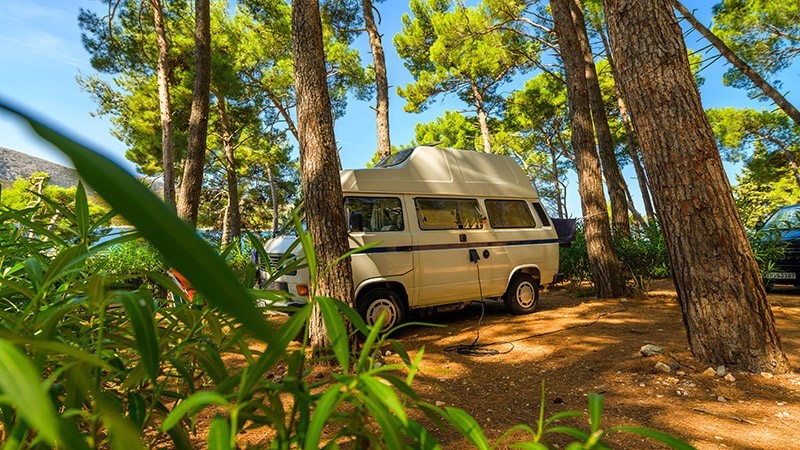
[358,238,559,254]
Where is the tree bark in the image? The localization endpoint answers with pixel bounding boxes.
[472,83,493,153]
[570,0,631,237]
[267,166,279,234]
[551,0,626,298]
[292,0,356,355]
[596,21,656,223]
[604,0,790,373]
[361,0,391,159]
[215,94,241,245]
[672,0,800,127]
[177,0,211,226]
[150,0,176,210]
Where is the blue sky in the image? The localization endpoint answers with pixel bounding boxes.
[0,0,797,217]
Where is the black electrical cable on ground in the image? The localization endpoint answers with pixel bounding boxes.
[443,258,628,357]
[444,262,514,356]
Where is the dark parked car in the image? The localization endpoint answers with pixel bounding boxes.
[761,204,800,285]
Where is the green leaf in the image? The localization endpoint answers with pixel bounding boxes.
[161,391,229,431]
[360,375,407,424]
[120,293,160,382]
[0,339,62,446]
[207,416,233,450]
[609,426,697,450]
[127,392,147,431]
[303,386,343,450]
[166,423,193,450]
[442,407,489,450]
[544,410,584,426]
[545,426,592,441]
[75,182,89,240]
[357,391,405,449]
[588,393,603,433]
[0,103,279,348]
[330,298,369,337]
[318,297,350,370]
[188,345,228,385]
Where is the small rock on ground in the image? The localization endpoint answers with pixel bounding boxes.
[640,344,663,357]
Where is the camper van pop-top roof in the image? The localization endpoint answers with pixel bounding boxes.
[340,146,540,199]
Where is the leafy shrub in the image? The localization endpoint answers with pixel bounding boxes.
[748,226,787,279]
[558,225,592,288]
[614,223,671,292]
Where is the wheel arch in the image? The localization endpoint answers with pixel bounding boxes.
[355,279,410,311]
[507,265,542,289]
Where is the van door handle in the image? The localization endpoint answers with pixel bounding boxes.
[459,233,467,242]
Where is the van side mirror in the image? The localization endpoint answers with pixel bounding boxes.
[349,211,363,232]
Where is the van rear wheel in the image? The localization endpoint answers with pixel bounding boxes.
[504,274,539,315]
[358,288,405,333]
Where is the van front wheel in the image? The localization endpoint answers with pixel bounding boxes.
[358,288,405,333]
[504,274,539,315]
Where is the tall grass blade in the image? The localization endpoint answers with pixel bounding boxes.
[318,296,349,370]
[0,339,62,446]
[207,416,233,450]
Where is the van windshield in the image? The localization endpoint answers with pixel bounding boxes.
[763,205,800,230]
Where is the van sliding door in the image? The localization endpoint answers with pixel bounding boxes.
[412,197,491,306]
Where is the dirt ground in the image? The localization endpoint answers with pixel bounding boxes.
[388,279,800,449]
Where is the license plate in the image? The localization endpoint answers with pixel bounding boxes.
[765,272,796,280]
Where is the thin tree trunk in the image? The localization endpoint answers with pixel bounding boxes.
[551,0,626,298]
[472,84,493,153]
[604,0,790,373]
[150,0,176,209]
[673,1,800,126]
[292,0,356,355]
[215,94,241,245]
[177,0,211,226]
[624,185,647,228]
[570,0,631,237]
[362,0,391,159]
[267,166,279,234]
[597,20,656,223]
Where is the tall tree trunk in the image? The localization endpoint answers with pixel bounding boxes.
[267,166,279,234]
[292,0,356,355]
[604,0,789,373]
[672,1,800,126]
[551,0,626,298]
[570,0,631,237]
[150,0,176,209]
[472,84,493,153]
[177,0,211,226]
[596,21,656,223]
[215,94,241,245]
[362,0,391,159]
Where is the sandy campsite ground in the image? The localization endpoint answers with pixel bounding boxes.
[391,280,800,449]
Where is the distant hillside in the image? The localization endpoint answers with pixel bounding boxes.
[0,147,80,188]
[0,147,163,193]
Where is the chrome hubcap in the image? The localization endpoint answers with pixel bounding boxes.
[516,282,535,309]
[366,298,397,332]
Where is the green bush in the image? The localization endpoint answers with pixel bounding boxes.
[558,225,592,288]
[614,223,671,292]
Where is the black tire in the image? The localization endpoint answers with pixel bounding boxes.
[358,288,405,333]
[504,274,539,315]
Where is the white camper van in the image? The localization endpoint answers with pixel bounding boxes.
[263,146,560,331]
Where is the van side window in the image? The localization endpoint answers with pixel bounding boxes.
[415,198,485,230]
[531,202,551,227]
[345,197,404,232]
[485,200,537,228]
